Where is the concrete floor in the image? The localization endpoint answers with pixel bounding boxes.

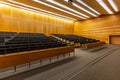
[3,45,120,80]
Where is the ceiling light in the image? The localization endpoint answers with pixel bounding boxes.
[108,0,119,12]
[7,0,76,22]
[0,4,3,6]
[46,0,89,18]
[34,0,87,19]
[73,4,98,17]
[64,0,98,17]
[76,0,100,15]
[96,0,113,14]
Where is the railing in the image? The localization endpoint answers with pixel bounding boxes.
[0,46,75,71]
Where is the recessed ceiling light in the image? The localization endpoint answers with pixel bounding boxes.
[64,0,98,17]
[34,0,86,19]
[96,0,113,14]
[76,0,100,15]
[47,0,90,18]
[7,0,76,22]
[108,0,119,12]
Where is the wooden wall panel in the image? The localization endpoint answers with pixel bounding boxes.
[0,5,10,32]
[0,4,74,35]
[74,13,120,44]
[9,8,19,32]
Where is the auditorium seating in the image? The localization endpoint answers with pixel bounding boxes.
[0,32,67,55]
[51,34,105,49]
[0,32,75,79]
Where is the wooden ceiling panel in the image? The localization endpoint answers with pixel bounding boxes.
[1,0,120,21]
[114,0,120,11]
[83,0,108,14]
[13,0,80,19]
[103,0,116,13]
[74,0,97,17]
[56,0,93,17]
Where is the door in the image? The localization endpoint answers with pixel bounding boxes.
[109,35,120,45]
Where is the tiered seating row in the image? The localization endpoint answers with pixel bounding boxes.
[52,34,105,49]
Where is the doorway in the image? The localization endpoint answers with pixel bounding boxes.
[109,35,120,44]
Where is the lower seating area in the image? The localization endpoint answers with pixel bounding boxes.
[51,34,105,49]
[0,32,67,55]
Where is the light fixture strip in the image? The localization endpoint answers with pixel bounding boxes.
[64,0,98,17]
[7,0,76,21]
[76,0,100,15]
[47,0,89,18]
[34,0,87,19]
[108,0,119,12]
[73,4,97,17]
[45,0,89,18]
[96,0,113,14]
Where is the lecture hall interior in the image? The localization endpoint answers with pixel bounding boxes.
[0,0,120,80]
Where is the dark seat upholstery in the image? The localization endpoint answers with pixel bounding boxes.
[0,32,67,55]
[51,34,102,47]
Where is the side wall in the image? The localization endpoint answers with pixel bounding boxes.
[74,13,120,43]
[0,4,74,35]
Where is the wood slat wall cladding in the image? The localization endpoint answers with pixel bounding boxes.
[74,13,120,44]
[0,4,74,35]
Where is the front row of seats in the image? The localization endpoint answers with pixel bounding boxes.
[81,41,106,49]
